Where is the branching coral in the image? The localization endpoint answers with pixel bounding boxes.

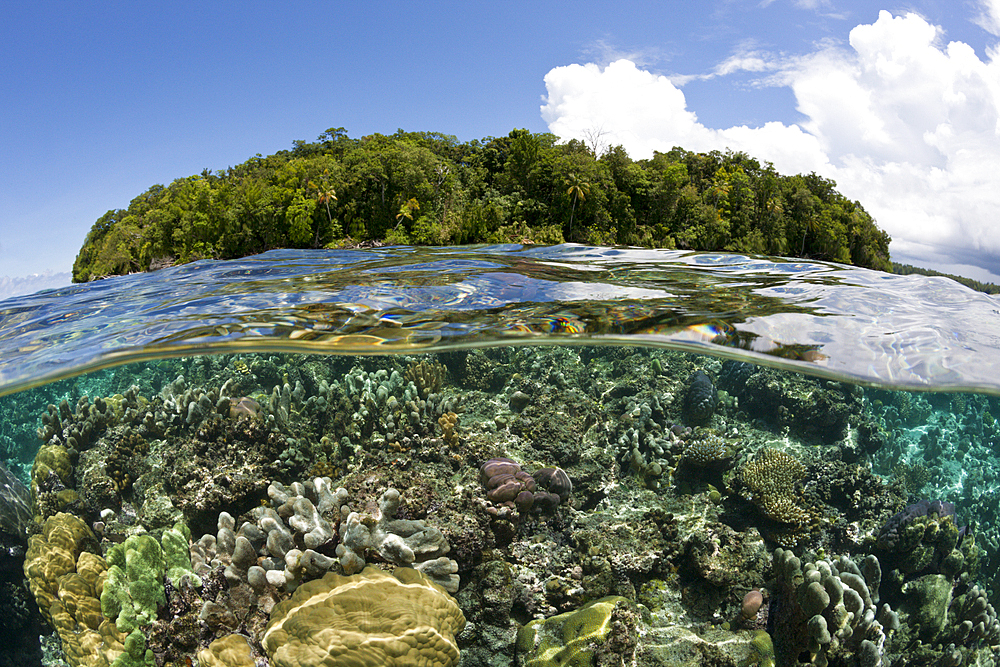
[406,358,446,399]
[736,448,816,545]
[772,548,896,667]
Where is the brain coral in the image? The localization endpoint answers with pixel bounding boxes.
[262,565,466,667]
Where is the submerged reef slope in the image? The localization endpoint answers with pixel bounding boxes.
[1,347,999,666]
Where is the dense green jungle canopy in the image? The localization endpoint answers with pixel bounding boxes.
[72,128,893,282]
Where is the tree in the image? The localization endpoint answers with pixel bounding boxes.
[309,170,338,244]
[565,172,591,237]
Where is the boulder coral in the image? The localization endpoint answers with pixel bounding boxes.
[480,457,571,515]
[262,565,465,667]
[23,513,126,667]
[682,369,718,425]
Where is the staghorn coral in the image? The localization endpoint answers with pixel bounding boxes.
[262,566,465,667]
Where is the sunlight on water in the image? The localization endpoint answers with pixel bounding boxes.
[1,246,999,666]
[2,245,1000,396]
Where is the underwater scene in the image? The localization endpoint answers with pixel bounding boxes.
[1,245,999,667]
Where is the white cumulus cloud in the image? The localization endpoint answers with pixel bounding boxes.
[541,9,1000,280]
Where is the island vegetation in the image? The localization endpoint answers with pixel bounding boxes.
[72,127,894,282]
[891,262,1000,295]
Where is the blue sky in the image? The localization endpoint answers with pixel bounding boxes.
[3,0,1000,298]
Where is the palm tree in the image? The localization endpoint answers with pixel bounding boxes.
[308,176,337,246]
[565,172,591,237]
[309,170,337,225]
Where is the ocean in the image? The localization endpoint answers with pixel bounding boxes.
[0,245,997,667]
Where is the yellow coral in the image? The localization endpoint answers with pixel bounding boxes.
[737,449,811,526]
[24,513,125,667]
[406,359,446,398]
[439,412,460,448]
[31,442,73,494]
[198,634,257,667]
[263,566,465,667]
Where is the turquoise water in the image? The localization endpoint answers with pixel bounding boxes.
[0,245,998,667]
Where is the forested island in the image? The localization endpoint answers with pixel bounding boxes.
[72,127,893,282]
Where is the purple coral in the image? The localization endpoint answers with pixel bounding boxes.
[480,458,570,514]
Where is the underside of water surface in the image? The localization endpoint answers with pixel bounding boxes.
[1,246,999,667]
[0,346,998,667]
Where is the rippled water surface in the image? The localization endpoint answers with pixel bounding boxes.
[2,245,1000,396]
[2,245,1000,667]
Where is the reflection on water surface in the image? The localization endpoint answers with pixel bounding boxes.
[0,246,998,666]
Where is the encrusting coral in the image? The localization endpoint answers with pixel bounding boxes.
[262,565,466,667]
[516,596,638,667]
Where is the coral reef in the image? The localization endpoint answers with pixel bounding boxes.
[262,566,465,667]
[4,347,999,667]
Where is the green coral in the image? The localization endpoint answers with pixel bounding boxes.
[516,596,633,667]
[740,630,775,667]
[161,522,201,588]
[100,534,166,633]
[110,629,155,667]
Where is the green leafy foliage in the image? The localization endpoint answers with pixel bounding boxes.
[72,127,893,281]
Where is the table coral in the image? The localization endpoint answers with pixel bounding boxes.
[736,448,817,545]
[262,566,465,667]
